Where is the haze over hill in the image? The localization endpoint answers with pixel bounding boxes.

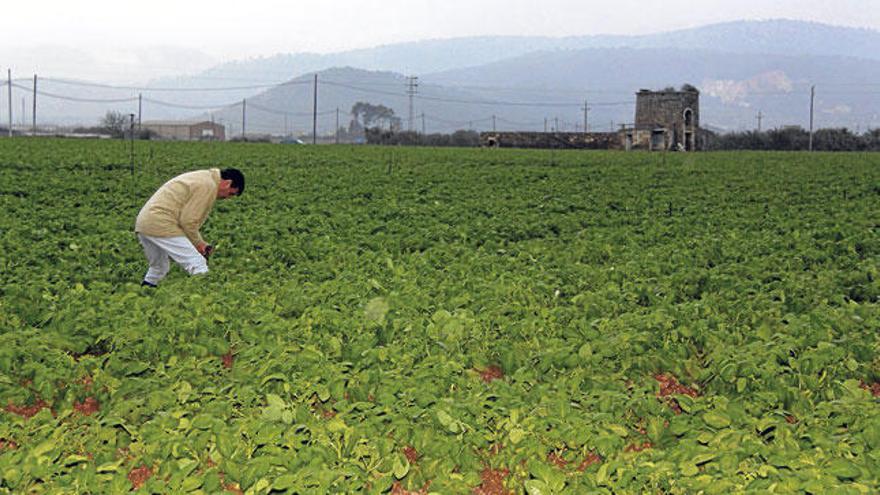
[5,20,879,133]
[148,19,880,88]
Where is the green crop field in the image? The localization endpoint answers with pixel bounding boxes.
[0,139,878,494]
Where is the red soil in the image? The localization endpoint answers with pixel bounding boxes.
[5,399,50,418]
[547,451,568,468]
[221,351,235,369]
[473,467,512,495]
[654,373,699,414]
[576,452,602,471]
[403,445,420,463]
[74,397,100,416]
[860,381,880,397]
[624,441,653,453]
[128,465,153,490]
[478,365,505,383]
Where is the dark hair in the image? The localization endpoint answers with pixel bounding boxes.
[221,168,245,195]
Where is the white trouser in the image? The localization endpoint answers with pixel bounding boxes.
[137,234,208,285]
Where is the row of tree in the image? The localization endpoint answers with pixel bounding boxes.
[706,127,880,151]
[94,104,880,152]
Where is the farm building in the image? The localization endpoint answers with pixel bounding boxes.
[624,86,700,151]
[141,120,225,141]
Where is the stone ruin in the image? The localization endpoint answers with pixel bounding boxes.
[481,85,702,151]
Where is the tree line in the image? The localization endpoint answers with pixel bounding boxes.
[90,105,880,152]
[706,127,880,151]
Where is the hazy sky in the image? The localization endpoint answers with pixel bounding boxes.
[2,0,879,80]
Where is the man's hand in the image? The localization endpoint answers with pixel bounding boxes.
[196,242,214,259]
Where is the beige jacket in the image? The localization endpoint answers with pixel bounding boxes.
[135,169,220,246]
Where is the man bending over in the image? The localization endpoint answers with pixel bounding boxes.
[135,168,244,287]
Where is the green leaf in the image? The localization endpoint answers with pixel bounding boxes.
[260,373,288,386]
[30,440,56,458]
[524,479,551,495]
[266,394,286,408]
[436,410,458,433]
[365,297,390,327]
[317,384,331,402]
[191,414,213,430]
[828,459,860,480]
[124,361,150,376]
[677,395,696,413]
[703,410,731,429]
[181,475,203,491]
[273,474,298,490]
[607,424,629,437]
[680,463,699,476]
[509,427,527,445]
[577,343,593,359]
[393,455,410,479]
[96,460,125,473]
[596,463,609,485]
[62,454,91,466]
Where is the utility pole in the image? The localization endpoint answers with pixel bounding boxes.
[242,99,247,140]
[32,75,37,135]
[312,74,318,144]
[406,76,418,132]
[492,115,496,132]
[335,107,339,144]
[756,110,763,132]
[544,118,548,133]
[129,114,135,176]
[7,69,12,137]
[554,117,559,132]
[809,85,815,152]
[138,94,142,130]
[21,98,25,128]
[582,100,590,135]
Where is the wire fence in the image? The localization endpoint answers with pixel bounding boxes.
[0,70,878,139]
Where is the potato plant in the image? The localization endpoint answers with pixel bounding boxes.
[0,139,878,494]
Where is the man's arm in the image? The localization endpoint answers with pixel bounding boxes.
[178,183,215,248]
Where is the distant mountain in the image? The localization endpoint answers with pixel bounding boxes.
[13,20,880,132]
[423,48,880,131]
[196,48,880,137]
[149,19,880,91]
[192,67,508,138]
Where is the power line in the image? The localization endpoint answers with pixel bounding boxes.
[38,77,310,92]
[423,114,492,127]
[11,83,138,104]
[496,116,546,127]
[323,78,630,108]
[420,82,633,95]
[142,97,240,110]
[321,80,407,98]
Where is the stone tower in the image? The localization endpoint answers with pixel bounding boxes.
[632,86,700,151]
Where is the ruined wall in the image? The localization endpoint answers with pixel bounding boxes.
[482,132,623,150]
[635,90,699,128]
[634,89,700,151]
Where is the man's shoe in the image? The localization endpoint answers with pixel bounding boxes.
[141,280,157,288]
